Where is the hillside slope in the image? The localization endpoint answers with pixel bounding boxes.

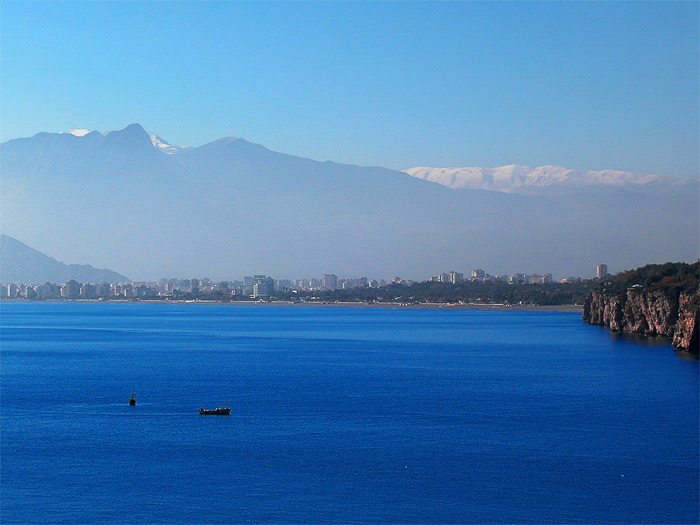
[0,234,129,284]
[2,124,698,280]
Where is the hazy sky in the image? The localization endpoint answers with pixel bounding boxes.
[2,1,698,177]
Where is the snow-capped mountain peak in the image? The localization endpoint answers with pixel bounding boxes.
[148,132,189,154]
[403,165,696,194]
[58,125,189,154]
[59,129,94,137]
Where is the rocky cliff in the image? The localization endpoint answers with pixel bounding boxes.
[583,263,699,352]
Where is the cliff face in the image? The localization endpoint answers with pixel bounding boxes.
[673,291,700,351]
[583,287,699,352]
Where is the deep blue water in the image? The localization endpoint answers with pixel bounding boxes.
[1,302,698,524]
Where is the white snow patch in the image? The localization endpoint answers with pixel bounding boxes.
[60,129,92,137]
[148,133,189,154]
[404,165,690,194]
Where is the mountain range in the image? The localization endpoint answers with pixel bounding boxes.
[0,234,128,284]
[404,165,698,195]
[1,123,697,280]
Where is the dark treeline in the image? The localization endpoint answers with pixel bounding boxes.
[49,280,595,305]
[599,261,699,294]
[276,280,596,306]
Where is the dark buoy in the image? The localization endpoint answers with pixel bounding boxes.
[129,390,136,406]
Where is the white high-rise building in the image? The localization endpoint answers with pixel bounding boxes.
[449,271,464,284]
[597,264,608,279]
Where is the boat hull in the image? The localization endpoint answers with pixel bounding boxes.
[198,408,230,415]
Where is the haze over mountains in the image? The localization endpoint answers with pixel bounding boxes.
[1,124,697,281]
[0,234,128,284]
[404,165,698,195]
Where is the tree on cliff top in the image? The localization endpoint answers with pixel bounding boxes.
[603,261,699,294]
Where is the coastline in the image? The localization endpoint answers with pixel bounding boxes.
[0,299,583,313]
[254,301,583,313]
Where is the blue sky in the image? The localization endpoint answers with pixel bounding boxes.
[2,1,698,176]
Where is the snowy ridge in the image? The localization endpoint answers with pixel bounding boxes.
[59,129,95,137]
[148,133,189,154]
[404,165,697,194]
[3,123,698,280]
[59,127,188,154]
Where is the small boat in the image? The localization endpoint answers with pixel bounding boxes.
[199,407,230,415]
[129,390,136,406]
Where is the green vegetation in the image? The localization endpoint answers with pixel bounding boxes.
[600,261,699,294]
[276,280,596,306]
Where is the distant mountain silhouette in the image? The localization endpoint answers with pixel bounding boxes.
[405,165,699,195]
[0,235,128,284]
[1,124,697,280]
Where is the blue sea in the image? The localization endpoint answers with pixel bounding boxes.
[1,302,698,524]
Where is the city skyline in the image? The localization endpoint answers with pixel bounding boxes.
[0,264,600,290]
[0,268,594,301]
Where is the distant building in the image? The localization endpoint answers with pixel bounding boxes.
[135,285,151,298]
[509,273,528,284]
[246,275,274,298]
[322,274,338,291]
[252,276,274,298]
[471,269,486,280]
[597,264,608,279]
[36,282,60,299]
[243,276,255,296]
[96,282,112,298]
[275,279,293,291]
[62,280,81,299]
[449,271,464,284]
[561,276,581,283]
[80,284,96,299]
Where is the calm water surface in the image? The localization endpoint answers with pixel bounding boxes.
[1,302,698,523]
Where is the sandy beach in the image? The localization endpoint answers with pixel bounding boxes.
[2,298,584,313]
[66,299,582,313]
